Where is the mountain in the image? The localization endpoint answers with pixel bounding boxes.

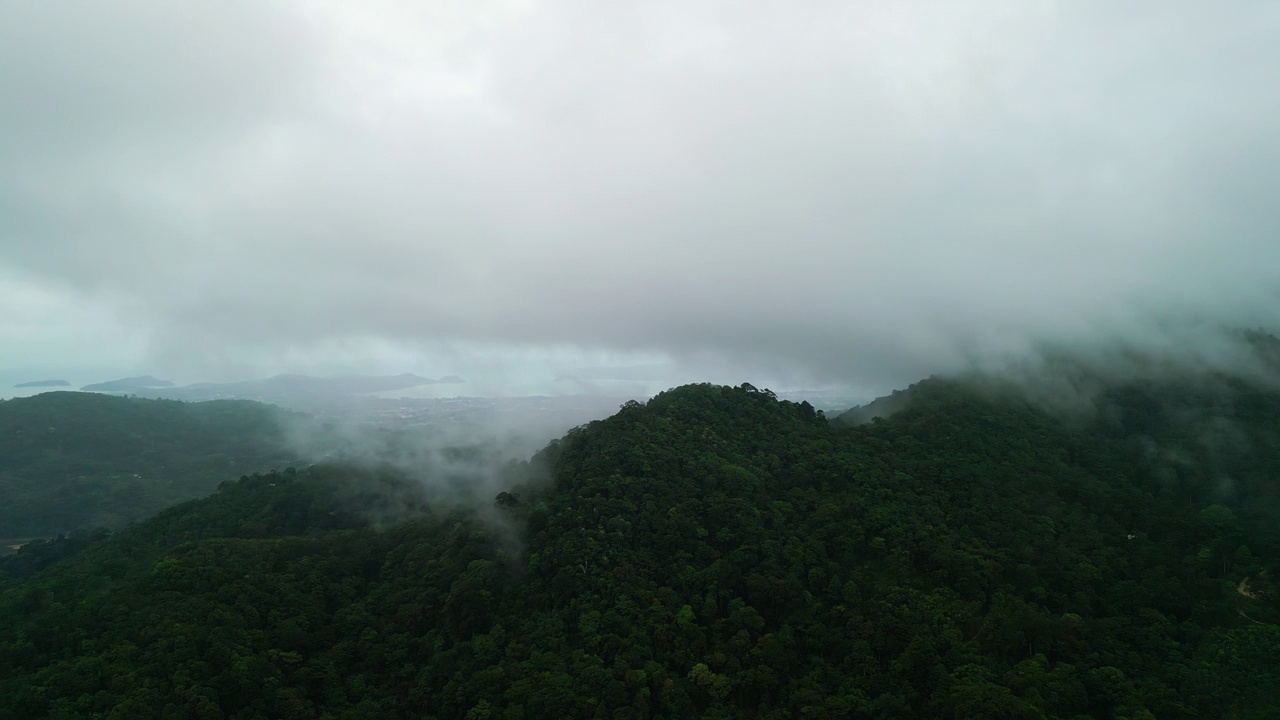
[0,392,298,537]
[1,376,1278,718]
[13,379,69,388]
[80,375,174,391]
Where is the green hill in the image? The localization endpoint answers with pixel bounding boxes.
[1,377,1278,719]
[0,392,298,538]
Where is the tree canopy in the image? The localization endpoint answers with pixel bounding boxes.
[2,375,1279,719]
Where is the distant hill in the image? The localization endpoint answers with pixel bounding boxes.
[13,379,69,388]
[145,372,465,405]
[72,373,464,403]
[80,375,174,391]
[836,329,1280,427]
[0,392,298,537]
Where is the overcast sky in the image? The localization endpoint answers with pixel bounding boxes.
[2,1,1278,395]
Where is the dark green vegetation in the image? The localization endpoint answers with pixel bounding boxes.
[0,392,297,537]
[3,373,1280,719]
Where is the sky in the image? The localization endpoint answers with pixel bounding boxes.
[2,1,1278,396]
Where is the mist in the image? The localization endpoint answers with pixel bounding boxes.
[2,1,1279,393]
[269,390,632,518]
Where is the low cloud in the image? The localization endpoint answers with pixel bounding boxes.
[3,1,1278,393]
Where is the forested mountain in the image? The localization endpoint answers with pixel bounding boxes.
[0,392,298,537]
[2,375,1279,719]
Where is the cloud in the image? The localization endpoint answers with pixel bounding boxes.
[2,0,1279,391]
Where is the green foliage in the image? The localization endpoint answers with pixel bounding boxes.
[0,391,297,537]
[1,378,1279,719]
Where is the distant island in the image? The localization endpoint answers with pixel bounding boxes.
[81,375,175,392]
[14,379,70,388]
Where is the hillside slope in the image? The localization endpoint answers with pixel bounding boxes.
[1,380,1278,719]
[0,392,298,537]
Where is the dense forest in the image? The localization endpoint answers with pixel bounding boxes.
[0,392,298,538]
[2,368,1279,719]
